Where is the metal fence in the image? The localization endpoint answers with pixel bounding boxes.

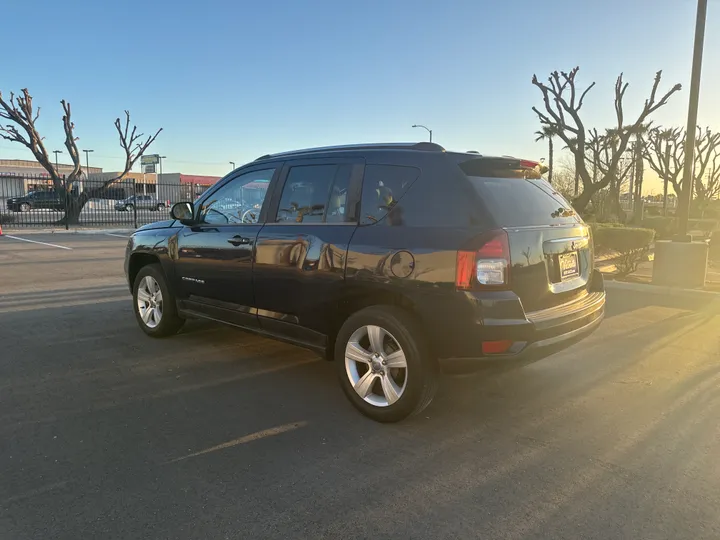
[0,174,214,229]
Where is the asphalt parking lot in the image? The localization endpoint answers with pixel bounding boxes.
[1,233,720,540]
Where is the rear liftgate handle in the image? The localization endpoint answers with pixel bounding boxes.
[227,235,252,246]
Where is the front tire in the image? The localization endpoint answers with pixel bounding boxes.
[335,306,438,423]
[20,203,30,212]
[133,264,185,337]
[125,204,134,212]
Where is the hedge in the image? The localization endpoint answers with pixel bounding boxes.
[589,224,655,276]
[640,216,675,239]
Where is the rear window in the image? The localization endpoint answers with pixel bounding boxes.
[469,176,579,227]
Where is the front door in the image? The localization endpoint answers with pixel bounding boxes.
[254,159,363,346]
[174,165,280,327]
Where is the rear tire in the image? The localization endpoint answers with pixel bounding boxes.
[335,306,438,423]
[125,204,134,212]
[132,263,185,337]
[20,203,30,212]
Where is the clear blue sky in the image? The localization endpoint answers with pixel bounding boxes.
[1,0,718,189]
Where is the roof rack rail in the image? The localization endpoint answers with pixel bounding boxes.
[254,142,445,161]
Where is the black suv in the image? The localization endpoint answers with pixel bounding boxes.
[124,143,605,422]
[6,190,64,212]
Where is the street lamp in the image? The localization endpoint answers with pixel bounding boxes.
[676,0,708,239]
[412,124,433,143]
[229,161,236,170]
[53,150,63,173]
[82,149,94,179]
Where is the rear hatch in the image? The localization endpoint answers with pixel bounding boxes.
[459,156,591,312]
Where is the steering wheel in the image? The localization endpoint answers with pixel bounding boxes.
[241,208,258,224]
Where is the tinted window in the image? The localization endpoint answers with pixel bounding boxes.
[359,165,420,225]
[275,164,351,224]
[469,177,579,227]
[200,168,274,225]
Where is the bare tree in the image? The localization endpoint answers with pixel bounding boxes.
[0,88,161,224]
[585,129,635,220]
[644,127,684,214]
[693,128,720,211]
[644,127,720,216]
[531,67,681,211]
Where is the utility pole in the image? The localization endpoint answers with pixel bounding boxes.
[676,0,708,239]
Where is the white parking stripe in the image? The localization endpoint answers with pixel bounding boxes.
[3,235,73,250]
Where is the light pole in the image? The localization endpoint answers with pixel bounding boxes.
[229,161,236,170]
[159,155,167,204]
[82,149,94,178]
[53,150,63,175]
[676,0,708,239]
[412,124,432,143]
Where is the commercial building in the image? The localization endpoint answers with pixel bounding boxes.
[0,158,221,204]
[0,159,103,198]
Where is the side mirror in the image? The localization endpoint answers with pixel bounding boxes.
[171,201,194,223]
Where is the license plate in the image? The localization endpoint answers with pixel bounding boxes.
[559,252,579,280]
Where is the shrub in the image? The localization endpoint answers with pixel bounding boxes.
[0,213,16,225]
[641,216,675,239]
[687,218,718,238]
[590,225,655,277]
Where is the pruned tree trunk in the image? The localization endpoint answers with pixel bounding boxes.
[0,89,161,225]
[532,68,681,212]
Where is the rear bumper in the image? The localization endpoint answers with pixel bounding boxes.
[436,270,605,366]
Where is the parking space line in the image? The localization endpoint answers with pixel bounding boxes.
[3,235,72,250]
[168,421,308,463]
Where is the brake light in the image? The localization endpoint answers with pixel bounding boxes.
[455,230,510,290]
[520,159,540,169]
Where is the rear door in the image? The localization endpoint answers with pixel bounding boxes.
[461,158,590,312]
[253,158,363,346]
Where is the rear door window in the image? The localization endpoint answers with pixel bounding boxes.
[275,164,353,224]
[359,165,420,225]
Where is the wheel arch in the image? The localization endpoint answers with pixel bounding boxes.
[326,286,431,361]
[128,252,163,289]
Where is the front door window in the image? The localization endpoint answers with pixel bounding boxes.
[200,168,275,225]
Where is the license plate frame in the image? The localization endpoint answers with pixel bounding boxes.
[558,251,580,280]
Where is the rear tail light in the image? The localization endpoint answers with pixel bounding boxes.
[456,229,510,290]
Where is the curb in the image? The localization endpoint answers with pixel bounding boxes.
[2,228,135,235]
[604,279,720,299]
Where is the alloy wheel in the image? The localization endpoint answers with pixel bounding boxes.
[345,325,408,407]
[136,276,163,329]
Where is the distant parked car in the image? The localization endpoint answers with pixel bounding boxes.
[115,195,167,212]
[6,190,64,212]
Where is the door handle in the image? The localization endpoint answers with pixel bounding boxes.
[228,235,252,246]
